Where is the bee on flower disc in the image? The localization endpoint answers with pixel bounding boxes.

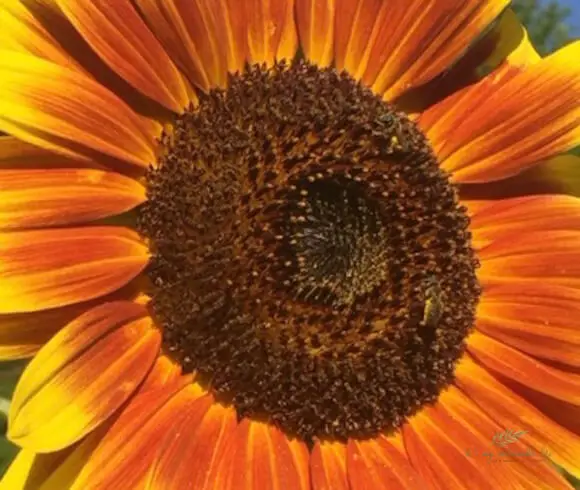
[422,277,444,329]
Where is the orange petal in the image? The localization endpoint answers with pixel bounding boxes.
[138,354,182,393]
[0,168,146,229]
[70,382,205,490]
[310,440,348,490]
[0,279,141,360]
[38,376,193,489]
[467,331,580,405]
[149,395,237,489]
[214,419,310,490]
[511,381,580,440]
[404,400,522,489]
[246,0,298,66]
[435,385,571,489]
[8,301,160,452]
[0,51,161,168]
[477,230,580,288]
[476,283,580,368]
[394,8,530,115]
[295,0,335,67]
[347,434,424,490]
[419,34,538,165]
[214,0,249,76]
[0,226,149,314]
[424,41,580,183]
[334,0,509,100]
[134,0,244,91]
[386,432,408,460]
[455,356,580,478]
[1,0,79,70]
[467,195,580,249]
[288,437,311,490]
[55,0,189,113]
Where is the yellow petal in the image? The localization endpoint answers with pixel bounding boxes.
[0,51,161,168]
[8,302,160,452]
[0,227,149,314]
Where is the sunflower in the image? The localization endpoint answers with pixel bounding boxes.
[0,0,579,488]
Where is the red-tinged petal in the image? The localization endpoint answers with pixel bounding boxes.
[476,284,580,368]
[134,0,243,91]
[214,419,309,490]
[8,302,160,452]
[138,354,182,393]
[296,0,335,67]
[424,41,580,183]
[436,386,571,489]
[0,168,146,229]
[419,30,538,163]
[467,195,580,249]
[214,0,248,76]
[0,279,141,361]
[288,438,311,490]
[455,356,580,478]
[386,432,408,459]
[0,51,161,168]
[511,381,580,440]
[334,0,509,100]
[246,0,297,66]
[0,226,149,314]
[1,0,79,70]
[55,0,189,113]
[404,401,518,489]
[70,382,205,490]
[133,0,210,92]
[149,395,237,490]
[10,0,182,119]
[311,441,348,490]
[347,435,424,490]
[467,332,580,404]
[477,230,580,288]
[395,9,530,114]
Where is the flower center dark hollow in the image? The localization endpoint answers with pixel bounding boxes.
[138,60,480,443]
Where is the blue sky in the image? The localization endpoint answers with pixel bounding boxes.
[557,0,580,35]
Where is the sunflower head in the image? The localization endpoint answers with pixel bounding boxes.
[0,1,579,489]
[138,59,481,442]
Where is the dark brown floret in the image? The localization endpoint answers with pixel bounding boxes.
[137,61,480,442]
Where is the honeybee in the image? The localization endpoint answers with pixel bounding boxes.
[376,113,409,152]
[422,277,444,329]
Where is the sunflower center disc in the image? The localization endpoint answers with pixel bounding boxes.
[138,61,480,442]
